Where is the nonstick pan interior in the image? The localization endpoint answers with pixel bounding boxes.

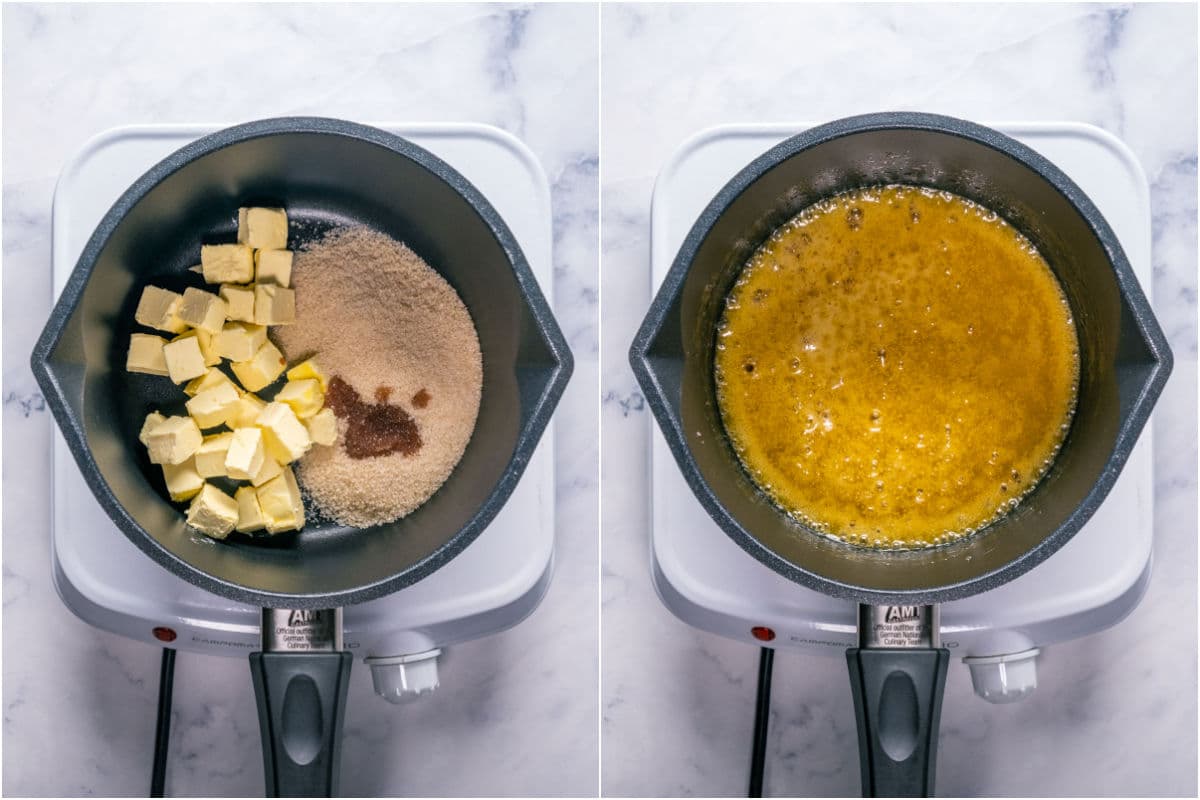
[633,114,1171,605]
[35,119,571,608]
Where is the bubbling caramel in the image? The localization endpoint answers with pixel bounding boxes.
[714,185,1079,549]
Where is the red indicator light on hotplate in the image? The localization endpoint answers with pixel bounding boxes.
[152,626,177,643]
[751,626,776,642]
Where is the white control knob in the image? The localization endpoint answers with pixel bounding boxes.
[365,649,441,705]
[963,648,1040,704]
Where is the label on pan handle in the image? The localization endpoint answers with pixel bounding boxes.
[261,608,344,652]
[858,605,939,649]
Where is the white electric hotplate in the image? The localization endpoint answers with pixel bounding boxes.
[51,123,556,701]
[649,123,1155,702]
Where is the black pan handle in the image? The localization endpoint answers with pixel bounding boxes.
[251,608,350,797]
[846,647,949,797]
[250,651,352,797]
[847,604,949,797]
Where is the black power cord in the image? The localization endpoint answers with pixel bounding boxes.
[151,648,176,797]
[748,647,774,797]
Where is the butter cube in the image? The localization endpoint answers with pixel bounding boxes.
[257,466,305,534]
[286,358,329,391]
[177,287,227,334]
[304,408,338,446]
[235,486,267,533]
[197,331,221,366]
[145,415,203,465]
[253,283,296,325]
[256,401,312,464]
[200,243,255,284]
[250,452,283,487]
[214,322,267,362]
[162,336,208,384]
[238,207,289,250]
[275,379,324,419]
[255,250,293,287]
[282,467,306,528]
[186,484,239,540]
[139,411,167,446]
[127,333,170,376]
[230,340,286,392]
[185,382,241,429]
[220,284,256,323]
[225,427,266,481]
[162,458,205,502]
[231,391,267,428]
[194,432,234,479]
[172,329,220,367]
[134,286,188,334]
[184,367,236,397]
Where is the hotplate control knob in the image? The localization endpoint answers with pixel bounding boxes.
[963,648,1040,704]
[365,649,441,705]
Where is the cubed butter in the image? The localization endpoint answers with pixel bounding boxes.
[134,286,188,334]
[200,243,255,284]
[275,379,324,419]
[162,458,205,502]
[185,382,241,429]
[126,333,170,376]
[139,411,167,446]
[145,415,203,465]
[257,466,305,534]
[173,329,220,367]
[194,432,234,478]
[230,340,286,392]
[256,401,312,464]
[231,391,268,428]
[184,366,236,397]
[235,486,267,533]
[286,358,329,391]
[214,322,267,362]
[220,284,256,323]
[238,207,289,250]
[177,287,228,334]
[253,283,296,325]
[255,249,293,287]
[225,427,266,481]
[162,336,208,384]
[198,331,221,366]
[250,452,283,487]
[282,467,306,529]
[185,484,239,540]
[304,407,338,446]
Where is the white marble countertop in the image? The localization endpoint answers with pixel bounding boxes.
[2,4,597,797]
[600,3,1197,797]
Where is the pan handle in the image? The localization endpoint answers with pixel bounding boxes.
[846,605,949,798]
[250,609,352,797]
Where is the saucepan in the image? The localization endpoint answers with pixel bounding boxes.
[32,117,573,796]
[629,112,1171,796]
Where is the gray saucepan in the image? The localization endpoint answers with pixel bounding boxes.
[32,117,573,796]
[629,112,1171,797]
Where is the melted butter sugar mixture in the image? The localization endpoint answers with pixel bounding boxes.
[714,185,1079,549]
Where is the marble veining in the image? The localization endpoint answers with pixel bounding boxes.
[601,3,1196,797]
[2,3,598,797]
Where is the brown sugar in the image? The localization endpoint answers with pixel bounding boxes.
[273,226,482,528]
